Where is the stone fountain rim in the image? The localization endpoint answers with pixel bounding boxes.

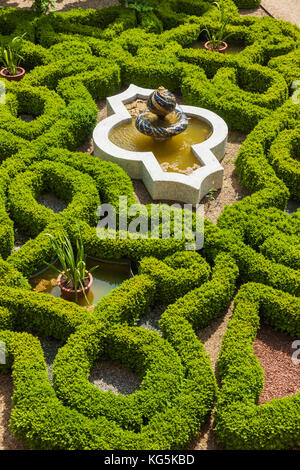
[93,84,228,205]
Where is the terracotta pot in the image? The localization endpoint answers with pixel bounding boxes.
[0,67,25,82]
[57,270,93,301]
[204,41,228,53]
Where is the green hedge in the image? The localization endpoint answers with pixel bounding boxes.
[139,251,211,304]
[53,322,184,432]
[179,53,288,131]
[0,1,299,451]
[162,252,239,330]
[0,285,90,340]
[215,283,300,450]
[268,126,300,200]
[0,269,216,449]
[8,160,100,237]
[233,0,260,8]
[0,83,66,140]
[268,48,300,87]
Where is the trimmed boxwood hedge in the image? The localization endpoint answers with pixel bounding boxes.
[53,322,185,432]
[0,0,299,451]
[139,251,211,304]
[0,83,66,140]
[8,160,100,237]
[0,268,218,449]
[268,126,300,200]
[214,283,300,450]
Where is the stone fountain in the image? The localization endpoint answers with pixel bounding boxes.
[93,84,228,206]
[135,86,188,141]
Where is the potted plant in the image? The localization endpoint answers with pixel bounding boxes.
[0,35,26,82]
[31,0,56,15]
[46,228,98,304]
[202,2,232,53]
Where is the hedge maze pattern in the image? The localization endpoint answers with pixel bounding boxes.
[0,0,299,450]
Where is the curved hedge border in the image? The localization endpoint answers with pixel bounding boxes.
[139,251,211,303]
[8,160,100,237]
[1,261,232,449]
[0,0,299,451]
[53,322,185,432]
[215,283,300,450]
[269,126,300,200]
[0,83,66,140]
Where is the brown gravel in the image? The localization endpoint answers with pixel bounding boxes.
[197,301,235,377]
[0,0,298,452]
[89,360,142,396]
[0,375,27,450]
[0,0,118,11]
[188,301,235,451]
[261,0,300,26]
[239,6,268,18]
[254,325,300,405]
[201,131,249,224]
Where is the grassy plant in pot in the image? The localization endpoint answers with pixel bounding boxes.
[46,229,98,304]
[0,35,26,82]
[202,2,232,53]
[31,0,56,15]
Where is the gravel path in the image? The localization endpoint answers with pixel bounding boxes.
[254,325,300,404]
[11,227,31,253]
[188,301,234,450]
[137,305,164,336]
[38,193,67,213]
[36,336,63,383]
[239,6,268,18]
[261,0,300,26]
[0,375,27,450]
[0,0,118,11]
[90,360,142,395]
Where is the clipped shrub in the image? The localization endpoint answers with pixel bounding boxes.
[215,283,300,450]
[139,251,211,304]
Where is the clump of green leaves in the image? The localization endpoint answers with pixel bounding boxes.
[207,187,218,201]
[32,0,56,15]
[46,228,98,304]
[0,34,25,76]
[118,0,153,13]
[201,2,233,50]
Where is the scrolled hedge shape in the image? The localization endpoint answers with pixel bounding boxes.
[53,322,185,432]
[0,0,299,451]
[0,83,66,141]
[268,126,300,200]
[8,160,100,237]
[215,283,300,450]
[139,251,211,304]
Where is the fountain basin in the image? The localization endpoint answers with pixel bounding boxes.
[93,85,228,206]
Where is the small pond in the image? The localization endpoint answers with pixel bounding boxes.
[30,257,132,307]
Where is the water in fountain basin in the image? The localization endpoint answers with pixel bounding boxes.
[109,117,212,175]
[30,257,132,307]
